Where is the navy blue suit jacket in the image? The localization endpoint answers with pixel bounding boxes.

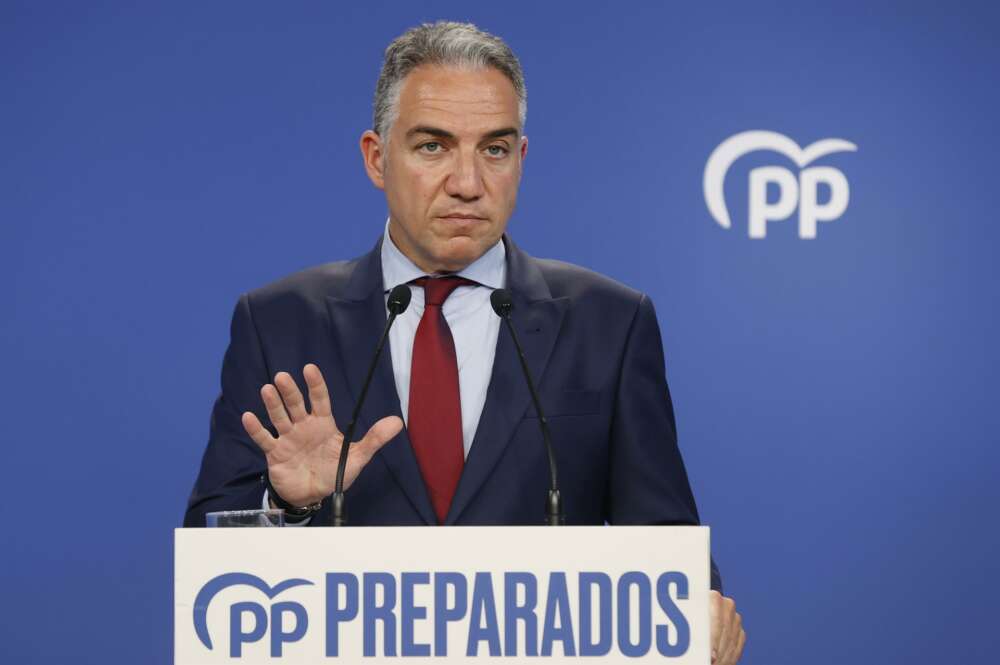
[185,236,720,590]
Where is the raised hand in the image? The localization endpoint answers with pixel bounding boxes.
[241,363,403,507]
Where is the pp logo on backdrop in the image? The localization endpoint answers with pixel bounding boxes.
[703,130,857,239]
[193,573,313,657]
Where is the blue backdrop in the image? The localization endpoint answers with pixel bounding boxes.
[3,2,998,663]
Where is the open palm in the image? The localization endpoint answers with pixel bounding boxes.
[241,363,403,507]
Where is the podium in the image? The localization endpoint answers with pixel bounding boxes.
[175,526,710,663]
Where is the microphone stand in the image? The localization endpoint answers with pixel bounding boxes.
[491,289,564,526]
[331,285,411,526]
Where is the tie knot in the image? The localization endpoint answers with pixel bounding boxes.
[412,276,476,306]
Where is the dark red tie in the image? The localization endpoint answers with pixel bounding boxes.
[408,276,474,523]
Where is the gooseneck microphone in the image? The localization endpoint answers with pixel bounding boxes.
[331,284,412,526]
[489,289,564,526]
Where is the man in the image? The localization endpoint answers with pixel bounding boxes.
[185,21,745,663]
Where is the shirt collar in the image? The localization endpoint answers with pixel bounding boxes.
[380,219,506,292]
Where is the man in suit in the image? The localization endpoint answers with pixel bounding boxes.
[185,21,745,664]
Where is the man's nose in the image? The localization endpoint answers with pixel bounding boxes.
[444,150,485,200]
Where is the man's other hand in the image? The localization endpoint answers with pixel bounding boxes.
[241,363,403,507]
[709,590,745,664]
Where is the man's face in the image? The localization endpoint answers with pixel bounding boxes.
[361,65,527,273]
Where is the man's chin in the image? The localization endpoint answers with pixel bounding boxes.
[431,237,496,272]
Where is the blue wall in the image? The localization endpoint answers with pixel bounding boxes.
[3,1,998,662]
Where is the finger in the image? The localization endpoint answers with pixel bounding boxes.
[354,415,404,462]
[274,371,308,422]
[716,597,737,664]
[719,620,742,665]
[303,363,334,421]
[708,590,723,662]
[261,383,292,435]
[733,622,746,664]
[242,411,277,453]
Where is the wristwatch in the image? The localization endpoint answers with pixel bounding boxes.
[262,474,323,520]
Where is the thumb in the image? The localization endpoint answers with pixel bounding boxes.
[354,415,404,461]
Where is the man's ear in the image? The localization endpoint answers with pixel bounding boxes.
[360,130,386,190]
[519,135,528,161]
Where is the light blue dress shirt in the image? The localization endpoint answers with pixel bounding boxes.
[381,223,506,458]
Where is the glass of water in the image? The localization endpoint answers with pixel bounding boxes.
[205,509,285,527]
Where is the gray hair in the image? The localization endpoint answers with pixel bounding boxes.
[373,21,527,138]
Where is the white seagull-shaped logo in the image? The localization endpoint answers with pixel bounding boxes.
[703,130,858,230]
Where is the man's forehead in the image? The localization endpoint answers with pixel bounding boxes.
[395,65,521,136]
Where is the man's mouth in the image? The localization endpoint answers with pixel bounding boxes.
[437,213,487,223]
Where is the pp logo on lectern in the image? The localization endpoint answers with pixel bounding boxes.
[191,569,692,659]
[193,572,313,657]
[704,130,857,239]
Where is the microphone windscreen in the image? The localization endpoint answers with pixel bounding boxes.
[490,288,513,317]
[387,284,412,315]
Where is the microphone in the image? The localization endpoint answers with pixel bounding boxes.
[489,289,564,526]
[331,283,412,526]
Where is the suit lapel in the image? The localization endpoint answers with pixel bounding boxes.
[445,237,568,525]
[325,241,437,525]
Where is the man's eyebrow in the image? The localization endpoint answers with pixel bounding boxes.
[482,127,519,141]
[406,126,456,140]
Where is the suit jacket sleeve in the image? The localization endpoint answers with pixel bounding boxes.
[607,294,723,592]
[184,294,270,527]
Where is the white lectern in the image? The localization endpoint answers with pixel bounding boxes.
[175,526,709,663]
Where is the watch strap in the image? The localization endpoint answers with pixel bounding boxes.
[262,473,323,517]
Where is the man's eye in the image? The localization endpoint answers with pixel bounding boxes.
[486,145,509,157]
[419,142,441,153]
